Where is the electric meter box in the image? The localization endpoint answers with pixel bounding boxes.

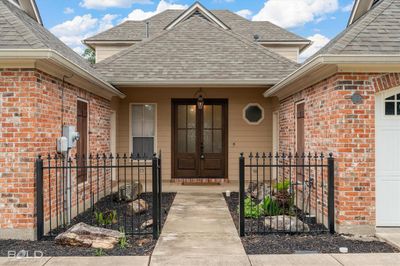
[57,137,68,153]
[62,125,80,149]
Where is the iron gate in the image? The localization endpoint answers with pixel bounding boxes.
[35,152,163,240]
[239,152,335,236]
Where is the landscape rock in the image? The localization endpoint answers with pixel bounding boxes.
[128,199,149,214]
[140,219,153,230]
[55,222,124,249]
[247,182,272,201]
[264,216,310,232]
[117,182,143,201]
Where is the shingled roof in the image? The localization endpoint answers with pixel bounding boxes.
[84,9,308,44]
[308,0,400,60]
[94,15,299,85]
[0,0,120,96]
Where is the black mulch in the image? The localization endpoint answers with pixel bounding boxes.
[0,192,176,257]
[224,192,399,254]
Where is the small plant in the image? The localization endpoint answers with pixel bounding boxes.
[243,196,264,218]
[95,210,118,226]
[119,227,128,249]
[95,210,105,226]
[276,180,291,192]
[241,195,283,218]
[109,210,118,225]
[259,196,281,216]
[94,248,105,256]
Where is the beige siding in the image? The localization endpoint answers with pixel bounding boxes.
[95,45,132,62]
[262,45,299,62]
[116,87,276,181]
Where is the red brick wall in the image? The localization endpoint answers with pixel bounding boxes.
[0,68,112,239]
[278,72,400,234]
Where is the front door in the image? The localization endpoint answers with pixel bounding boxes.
[172,99,227,179]
[376,87,400,226]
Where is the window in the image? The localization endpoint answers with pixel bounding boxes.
[131,104,156,159]
[385,93,400,116]
[243,103,264,125]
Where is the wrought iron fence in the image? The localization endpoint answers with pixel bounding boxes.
[35,152,163,240]
[239,152,335,236]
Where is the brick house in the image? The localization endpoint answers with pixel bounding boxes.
[265,0,400,234]
[0,0,124,239]
[0,0,399,239]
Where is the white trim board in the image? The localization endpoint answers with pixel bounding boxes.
[165,2,230,30]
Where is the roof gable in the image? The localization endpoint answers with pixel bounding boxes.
[84,9,307,45]
[164,1,229,30]
[306,0,398,61]
[94,16,298,85]
[7,0,42,25]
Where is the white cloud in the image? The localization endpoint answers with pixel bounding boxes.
[252,0,339,28]
[64,7,74,14]
[342,2,354,12]
[80,0,152,10]
[50,14,119,54]
[235,9,253,19]
[123,0,188,21]
[299,33,330,62]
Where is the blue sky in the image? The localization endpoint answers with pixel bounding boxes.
[36,0,355,61]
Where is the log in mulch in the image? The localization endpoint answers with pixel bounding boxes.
[224,192,399,254]
[0,192,175,257]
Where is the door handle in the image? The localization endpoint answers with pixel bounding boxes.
[200,143,205,159]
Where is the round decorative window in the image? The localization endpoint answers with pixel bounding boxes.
[243,103,264,125]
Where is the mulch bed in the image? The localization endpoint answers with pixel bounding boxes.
[0,192,176,257]
[224,192,399,254]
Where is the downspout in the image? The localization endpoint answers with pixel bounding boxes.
[61,74,74,224]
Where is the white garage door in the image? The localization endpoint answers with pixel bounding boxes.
[376,87,400,226]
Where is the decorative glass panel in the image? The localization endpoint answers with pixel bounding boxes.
[204,105,213,129]
[204,130,212,153]
[187,129,196,153]
[385,102,395,115]
[213,105,222,128]
[178,130,186,153]
[245,105,263,123]
[213,130,222,153]
[178,105,186,128]
[386,95,395,101]
[187,105,196,128]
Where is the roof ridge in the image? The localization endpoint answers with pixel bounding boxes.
[95,15,298,68]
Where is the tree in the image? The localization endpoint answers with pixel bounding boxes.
[82,48,96,64]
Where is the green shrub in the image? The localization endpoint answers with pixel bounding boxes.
[276,180,291,192]
[259,196,281,216]
[95,210,118,226]
[242,196,282,218]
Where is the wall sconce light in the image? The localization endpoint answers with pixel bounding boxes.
[195,88,205,110]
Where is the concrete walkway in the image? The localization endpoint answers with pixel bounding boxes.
[150,192,250,265]
[2,253,400,266]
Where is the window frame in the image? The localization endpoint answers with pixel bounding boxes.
[129,103,157,159]
[384,92,400,117]
[242,103,265,125]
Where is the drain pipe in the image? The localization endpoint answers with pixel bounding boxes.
[61,74,74,225]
